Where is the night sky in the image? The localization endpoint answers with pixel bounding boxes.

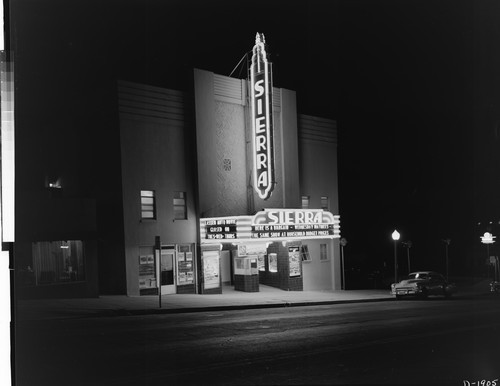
[11,0,500,278]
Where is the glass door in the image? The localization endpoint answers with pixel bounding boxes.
[160,247,176,295]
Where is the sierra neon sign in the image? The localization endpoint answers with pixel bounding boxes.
[250,33,275,200]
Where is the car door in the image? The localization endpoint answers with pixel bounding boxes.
[428,274,444,295]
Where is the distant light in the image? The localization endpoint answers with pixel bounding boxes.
[60,245,69,249]
[392,230,400,241]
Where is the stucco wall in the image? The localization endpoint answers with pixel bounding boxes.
[119,82,198,296]
[299,116,341,290]
[301,239,334,290]
[194,69,299,216]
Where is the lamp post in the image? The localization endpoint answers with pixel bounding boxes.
[442,238,451,282]
[480,232,496,281]
[402,240,412,274]
[340,238,347,290]
[392,230,400,283]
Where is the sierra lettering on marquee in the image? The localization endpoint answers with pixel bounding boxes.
[253,209,336,225]
[250,32,275,200]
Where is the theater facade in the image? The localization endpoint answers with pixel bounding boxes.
[14,33,341,298]
[119,33,341,296]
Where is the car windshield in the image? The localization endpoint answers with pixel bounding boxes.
[407,273,428,280]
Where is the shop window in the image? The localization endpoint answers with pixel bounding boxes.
[177,244,195,285]
[320,243,328,261]
[141,190,156,219]
[257,254,265,271]
[321,196,329,211]
[301,195,310,209]
[174,191,187,220]
[268,253,278,272]
[31,240,86,285]
[301,245,311,262]
[139,246,156,289]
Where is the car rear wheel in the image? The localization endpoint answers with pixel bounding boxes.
[395,294,402,300]
[419,288,428,299]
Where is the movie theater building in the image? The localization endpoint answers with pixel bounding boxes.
[119,33,341,296]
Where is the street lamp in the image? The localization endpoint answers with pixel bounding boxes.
[402,240,412,274]
[340,238,347,290]
[392,230,400,283]
[480,232,496,281]
[442,238,451,282]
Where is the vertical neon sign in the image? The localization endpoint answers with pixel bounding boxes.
[250,33,275,200]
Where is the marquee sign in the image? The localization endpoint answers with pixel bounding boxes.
[200,209,340,244]
[250,32,275,200]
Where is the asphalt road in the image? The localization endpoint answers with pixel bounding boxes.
[14,295,500,385]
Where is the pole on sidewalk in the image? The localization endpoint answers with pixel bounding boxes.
[155,236,162,308]
[340,238,347,290]
[495,256,500,281]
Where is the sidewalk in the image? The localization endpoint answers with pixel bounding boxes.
[14,282,493,321]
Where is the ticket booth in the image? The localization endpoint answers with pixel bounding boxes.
[233,256,259,292]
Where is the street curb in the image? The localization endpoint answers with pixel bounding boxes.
[92,296,396,318]
[17,291,494,321]
[92,291,496,319]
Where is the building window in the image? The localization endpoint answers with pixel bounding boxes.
[141,190,156,219]
[321,196,329,211]
[301,245,311,262]
[301,195,310,209]
[320,243,328,261]
[31,240,86,285]
[174,191,187,220]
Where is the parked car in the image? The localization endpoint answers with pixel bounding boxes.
[391,271,457,299]
[490,281,500,293]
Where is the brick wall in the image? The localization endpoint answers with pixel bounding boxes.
[234,274,259,292]
[259,241,303,291]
